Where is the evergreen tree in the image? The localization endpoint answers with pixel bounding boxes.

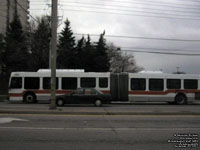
[4,12,29,74]
[95,31,110,72]
[30,16,51,71]
[57,19,76,69]
[75,36,86,69]
[82,35,97,72]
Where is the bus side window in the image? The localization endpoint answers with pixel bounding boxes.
[149,79,164,91]
[131,78,146,91]
[184,79,198,89]
[99,78,108,88]
[25,77,40,89]
[62,77,77,89]
[167,79,181,89]
[10,77,22,89]
[43,77,58,89]
[81,78,96,88]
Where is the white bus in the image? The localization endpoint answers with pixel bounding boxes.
[8,70,200,104]
[8,69,110,103]
[127,73,200,104]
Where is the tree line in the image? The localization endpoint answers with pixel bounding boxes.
[0,13,143,77]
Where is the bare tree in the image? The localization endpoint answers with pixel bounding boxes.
[107,43,143,73]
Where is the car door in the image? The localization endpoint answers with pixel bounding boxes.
[83,89,95,104]
[69,89,84,104]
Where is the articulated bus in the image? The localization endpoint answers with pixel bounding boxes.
[8,69,200,104]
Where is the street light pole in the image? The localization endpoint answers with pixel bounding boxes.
[49,0,57,109]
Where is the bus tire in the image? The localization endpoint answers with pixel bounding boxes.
[175,94,187,105]
[95,99,102,107]
[56,98,64,106]
[23,92,36,104]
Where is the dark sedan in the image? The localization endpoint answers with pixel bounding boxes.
[56,88,111,106]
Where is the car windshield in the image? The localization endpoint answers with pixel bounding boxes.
[71,89,84,94]
[94,89,103,94]
[71,88,104,95]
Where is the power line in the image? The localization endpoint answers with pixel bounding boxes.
[109,0,200,7]
[16,0,38,22]
[120,47,200,53]
[30,1,200,17]
[175,0,200,2]
[30,1,200,15]
[29,3,47,5]
[62,4,200,18]
[61,0,200,11]
[59,2,200,15]
[63,8,200,20]
[74,33,200,42]
[121,49,200,56]
[30,0,200,6]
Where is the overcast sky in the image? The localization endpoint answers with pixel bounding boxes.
[29,0,200,74]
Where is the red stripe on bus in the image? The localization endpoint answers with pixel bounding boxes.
[101,90,110,94]
[128,89,200,95]
[9,90,110,97]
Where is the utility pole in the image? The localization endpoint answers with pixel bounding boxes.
[49,0,57,109]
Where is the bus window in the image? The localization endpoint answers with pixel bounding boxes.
[10,77,22,89]
[62,77,77,89]
[25,77,40,89]
[43,77,58,89]
[149,79,164,91]
[184,79,198,89]
[99,78,108,88]
[131,78,146,91]
[81,78,96,88]
[167,79,181,89]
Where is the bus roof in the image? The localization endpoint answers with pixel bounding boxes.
[10,71,110,78]
[37,69,85,73]
[129,72,200,79]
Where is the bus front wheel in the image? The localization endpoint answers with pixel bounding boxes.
[23,92,36,104]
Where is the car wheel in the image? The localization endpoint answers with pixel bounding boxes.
[175,94,187,105]
[95,99,102,107]
[24,93,36,104]
[57,98,64,106]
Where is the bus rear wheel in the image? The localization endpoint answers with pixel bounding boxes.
[24,93,36,104]
[175,94,187,105]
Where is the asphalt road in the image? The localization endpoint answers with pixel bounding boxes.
[0,101,200,115]
[0,114,199,150]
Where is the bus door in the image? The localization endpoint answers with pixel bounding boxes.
[110,73,129,101]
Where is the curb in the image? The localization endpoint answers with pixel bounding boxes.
[0,110,200,115]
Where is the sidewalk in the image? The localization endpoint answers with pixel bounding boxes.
[0,100,200,115]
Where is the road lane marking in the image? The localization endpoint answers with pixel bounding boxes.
[0,118,28,124]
